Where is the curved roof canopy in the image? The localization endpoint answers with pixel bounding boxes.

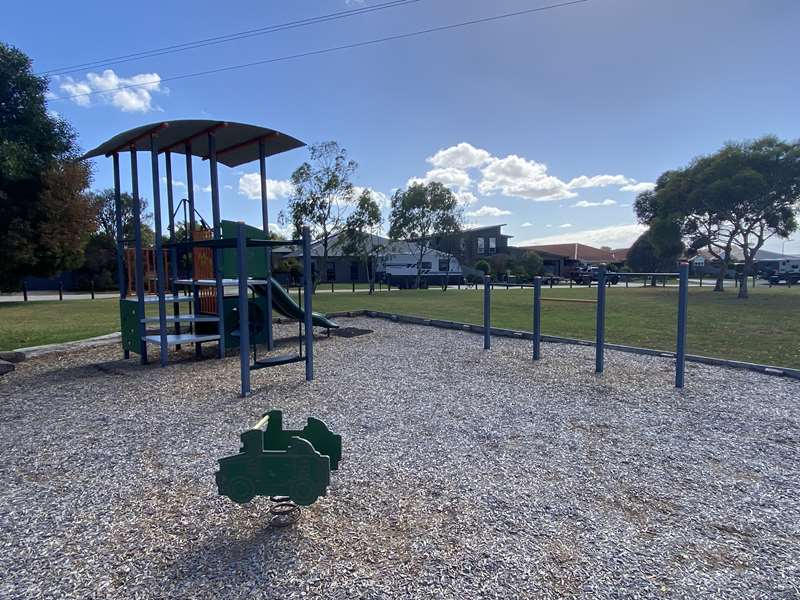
[81,120,305,167]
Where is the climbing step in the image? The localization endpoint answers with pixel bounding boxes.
[252,354,303,370]
[142,333,220,345]
[140,315,220,324]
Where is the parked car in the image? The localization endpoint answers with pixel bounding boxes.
[570,266,620,285]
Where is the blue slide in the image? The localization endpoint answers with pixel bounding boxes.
[252,277,339,329]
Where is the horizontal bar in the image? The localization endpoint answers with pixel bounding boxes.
[618,272,679,277]
[247,238,303,247]
[164,238,235,249]
[163,237,302,250]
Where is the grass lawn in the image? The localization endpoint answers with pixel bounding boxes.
[2,285,798,368]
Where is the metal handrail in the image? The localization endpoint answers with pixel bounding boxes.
[617,272,679,277]
[163,237,303,250]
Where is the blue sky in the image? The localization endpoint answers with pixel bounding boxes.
[5,0,800,252]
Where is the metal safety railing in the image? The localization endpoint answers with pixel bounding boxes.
[483,263,691,388]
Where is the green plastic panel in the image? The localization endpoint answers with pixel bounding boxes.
[120,299,141,355]
[215,410,342,506]
[220,220,269,279]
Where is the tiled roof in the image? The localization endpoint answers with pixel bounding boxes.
[516,243,628,263]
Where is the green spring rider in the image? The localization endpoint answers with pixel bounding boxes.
[215,410,342,507]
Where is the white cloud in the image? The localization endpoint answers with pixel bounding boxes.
[224,184,233,191]
[454,190,478,206]
[238,173,293,200]
[160,176,186,189]
[265,222,295,239]
[620,181,656,193]
[427,142,492,169]
[408,167,471,191]
[58,69,165,112]
[521,222,533,227]
[572,199,617,208]
[465,205,512,218]
[546,224,553,228]
[517,223,647,248]
[567,175,631,189]
[559,223,573,228]
[408,142,654,206]
[202,185,212,193]
[352,186,390,209]
[478,155,576,201]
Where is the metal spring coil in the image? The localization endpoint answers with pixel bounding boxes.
[269,496,301,527]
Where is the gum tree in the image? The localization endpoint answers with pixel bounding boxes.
[635,136,800,297]
[389,182,462,289]
[340,189,383,294]
[284,141,357,284]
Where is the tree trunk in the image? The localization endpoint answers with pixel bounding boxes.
[714,269,725,292]
[416,246,424,290]
[367,255,375,295]
[737,259,752,299]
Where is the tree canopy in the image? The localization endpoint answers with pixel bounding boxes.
[389,181,462,289]
[284,141,357,282]
[0,43,95,290]
[340,189,383,293]
[635,136,800,297]
[626,228,683,277]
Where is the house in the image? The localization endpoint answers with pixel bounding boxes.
[283,232,462,286]
[514,243,628,276]
[431,224,513,266]
[688,247,800,277]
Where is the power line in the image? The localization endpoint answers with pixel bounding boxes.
[49,0,591,103]
[40,0,422,77]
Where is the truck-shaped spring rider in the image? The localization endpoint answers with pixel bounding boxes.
[216,410,342,507]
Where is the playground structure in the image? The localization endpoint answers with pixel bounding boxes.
[216,409,342,510]
[83,120,337,396]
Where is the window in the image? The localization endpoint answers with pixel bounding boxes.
[350,261,360,281]
[420,261,432,270]
[326,261,336,282]
[460,238,465,252]
[489,237,497,254]
[477,237,485,254]
[439,258,450,272]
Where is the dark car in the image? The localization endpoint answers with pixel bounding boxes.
[570,267,620,285]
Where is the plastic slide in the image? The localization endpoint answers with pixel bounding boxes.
[252,277,339,329]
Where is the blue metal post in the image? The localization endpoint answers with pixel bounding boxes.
[675,262,689,388]
[185,143,202,358]
[483,275,491,350]
[112,153,129,359]
[208,131,225,358]
[165,151,181,346]
[237,223,251,397]
[595,264,607,373]
[112,153,126,300]
[259,138,274,351]
[130,146,148,364]
[302,225,314,381]
[533,275,542,360]
[150,134,169,367]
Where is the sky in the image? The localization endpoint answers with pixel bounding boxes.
[5,0,800,253]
